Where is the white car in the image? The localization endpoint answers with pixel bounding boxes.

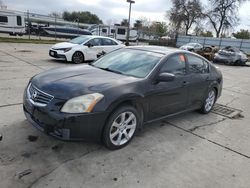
[49,36,125,63]
[180,43,203,52]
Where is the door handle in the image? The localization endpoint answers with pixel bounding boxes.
[182,81,189,86]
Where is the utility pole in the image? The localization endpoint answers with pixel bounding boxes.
[126,0,135,46]
[54,15,57,41]
[27,10,30,40]
[76,18,80,36]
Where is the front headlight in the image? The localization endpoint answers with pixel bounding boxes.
[63,48,72,52]
[61,93,104,113]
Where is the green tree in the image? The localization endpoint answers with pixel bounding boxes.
[62,11,102,24]
[200,30,214,37]
[134,20,143,30]
[233,29,250,39]
[121,19,129,27]
[150,22,167,37]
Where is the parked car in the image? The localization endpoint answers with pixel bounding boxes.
[213,46,248,66]
[49,35,125,64]
[24,46,223,150]
[197,46,219,61]
[179,43,203,52]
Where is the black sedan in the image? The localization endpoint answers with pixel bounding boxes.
[23,46,223,150]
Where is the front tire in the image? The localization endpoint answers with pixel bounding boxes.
[200,88,216,114]
[72,51,84,64]
[233,60,240,66]
[103,105,139,150]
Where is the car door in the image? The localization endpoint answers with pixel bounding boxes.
[101,38,121,54]
[84,38,104,60]
[147,54,191,120]
[185,54,210,108]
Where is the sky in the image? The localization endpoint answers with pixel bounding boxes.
[3,0,250,31]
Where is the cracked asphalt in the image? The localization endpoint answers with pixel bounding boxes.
[0,43,250,188]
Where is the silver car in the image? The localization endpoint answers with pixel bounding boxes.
[214,46,248,66]
[180,43,203,52]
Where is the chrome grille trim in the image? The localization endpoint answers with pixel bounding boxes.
[27,83,54,107]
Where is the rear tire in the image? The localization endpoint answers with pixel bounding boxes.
[200,88,216,114]
[72,51,84,64]
[103,105,140,150]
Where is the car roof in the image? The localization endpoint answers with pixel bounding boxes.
[126,45,184,55]
[80,35,122,43]
[185,43,201,45]
[85,35,117,40]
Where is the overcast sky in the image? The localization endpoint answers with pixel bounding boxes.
[3,0,250,31]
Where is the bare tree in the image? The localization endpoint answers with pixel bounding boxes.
[167,0,203,35]
[205,0,245,38]
[121,19,129,27]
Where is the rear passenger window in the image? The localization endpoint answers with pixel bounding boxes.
[0,16,8,23]
[186,54,209,74]
[17,16,22,26]
[102,38,117,46]
[102,28,107,33]
[88,38,102,46]
[160,54,186,75]
[117,28,126,35]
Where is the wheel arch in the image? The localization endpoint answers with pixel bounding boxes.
[101,96,145,140]
[72,51,85,63]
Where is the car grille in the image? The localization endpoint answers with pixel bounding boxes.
[27,84,54,107]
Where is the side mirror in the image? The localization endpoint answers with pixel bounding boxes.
[87,43,94,48]
[157,73,175,82]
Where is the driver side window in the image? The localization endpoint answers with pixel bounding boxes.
[160,54,186,75]
[87,38,102,46]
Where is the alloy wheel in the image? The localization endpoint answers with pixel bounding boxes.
[205,90,216,112]
[109,111,137,146]
[73,52,84,64]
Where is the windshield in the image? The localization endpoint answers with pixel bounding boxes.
[92,49,163,78]
[69,36,91,44]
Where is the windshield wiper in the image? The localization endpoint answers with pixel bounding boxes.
[98,67,124,75]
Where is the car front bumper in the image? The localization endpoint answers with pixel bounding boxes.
[49,49,72,62]
[23,96,108,142]
[49,50,66,59]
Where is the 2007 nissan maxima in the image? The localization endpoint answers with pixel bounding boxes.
[23,46,223,150]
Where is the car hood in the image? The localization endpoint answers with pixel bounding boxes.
[52,42,78,49]
[31,65,139,100]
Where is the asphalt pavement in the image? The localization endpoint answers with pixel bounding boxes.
[0,43,250,188]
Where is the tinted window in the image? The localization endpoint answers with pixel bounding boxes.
[93,49,163,78]
[88,38,102,46]
[102,38,117,46]
[102,28,107,33]
[17,16,22,26]
[186,54,209,74]
[0,16,8,23]
[160,54,186,75]
[111,29,115,34]
[117,28,126,35]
